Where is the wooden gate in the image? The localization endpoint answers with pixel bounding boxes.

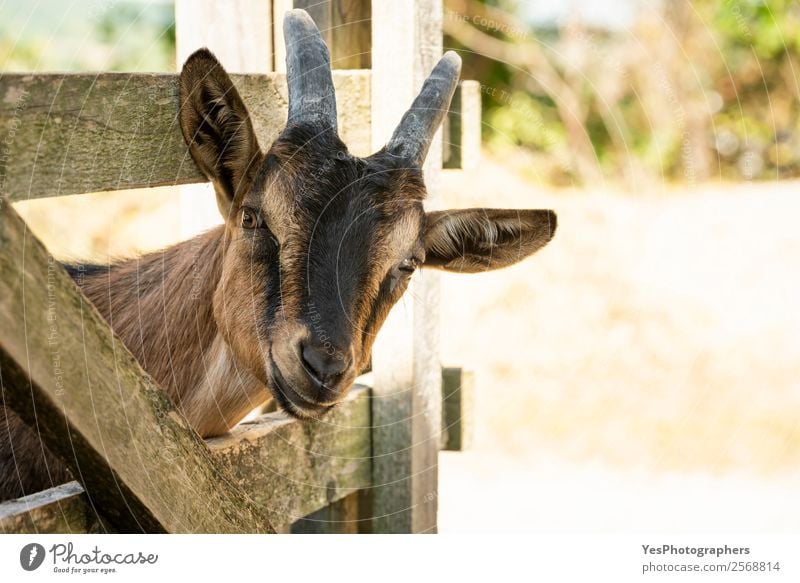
[0,0,478,533]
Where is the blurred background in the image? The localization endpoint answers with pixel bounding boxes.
[3,0,800,532]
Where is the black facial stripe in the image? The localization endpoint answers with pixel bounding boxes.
[251,233,281,333]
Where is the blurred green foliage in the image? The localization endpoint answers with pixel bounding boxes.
[0,0,175,72]
[447,0,800,186]
[705,0,800,180]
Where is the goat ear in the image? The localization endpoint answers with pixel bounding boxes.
[423,208,557,273]
[179,48,262,219]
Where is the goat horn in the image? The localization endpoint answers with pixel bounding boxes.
[284,9,338,132]
[386,51,462,166]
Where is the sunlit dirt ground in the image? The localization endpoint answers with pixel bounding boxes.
[15,154,800,532]
[437,156,800,532]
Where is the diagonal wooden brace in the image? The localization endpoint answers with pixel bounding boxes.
[0,199,273,533]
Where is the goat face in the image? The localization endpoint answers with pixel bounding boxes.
[179,10,557,419]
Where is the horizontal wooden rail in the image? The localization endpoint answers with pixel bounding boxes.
[0,71,371,201]
[0,386,371,534]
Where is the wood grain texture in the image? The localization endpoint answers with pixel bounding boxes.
[0,200,272,533]
[174,0,274,239]
[369,0,444,534]
[271,0,293,73]
[0,71,371,201]
[412,11,444,534]
[206,385,372,530]
[176,0,273,74]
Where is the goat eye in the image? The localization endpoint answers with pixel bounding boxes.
[398,257,419,274]
[241,207,260,229]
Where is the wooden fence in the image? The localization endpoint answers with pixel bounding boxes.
[0,0,479,533]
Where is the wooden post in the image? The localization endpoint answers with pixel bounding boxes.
[290,492,363,534]
[0,482,107,534]
[175,0,273,238]
[369,0,444,533]
[273,1,370,72]
[0,385,372,533]
[0,72,370,201]
[443,81,481,170]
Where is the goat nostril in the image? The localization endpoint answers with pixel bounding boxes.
[300,342,350,387]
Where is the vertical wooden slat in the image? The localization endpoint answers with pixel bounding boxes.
[175,0,273,238]
[293,0,334,45]
[279,1,374,531]
[369,0,444,534]
[331,0,371,69]
[443,80,481,170]
[272,0,293,73]
[279,1,371,70]
[290,491,364,533]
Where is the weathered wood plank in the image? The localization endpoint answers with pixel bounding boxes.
[0,70,371,201]
[368,0,444,534]
[176,0,273,75]
[207,385,371,530]
[175,0,274,239]
[0,199,272,533]
[368,0,418,534]
[331,0,372,69]
[293,1,334,47]
[291,490,365,533]
[441,367,474,451]
[0,481,103,534]
[443,80,481,170]
[1,385,372,534]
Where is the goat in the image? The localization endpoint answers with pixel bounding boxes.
[0,10,556,501]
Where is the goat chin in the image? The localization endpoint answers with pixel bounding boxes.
[265,363,335,421]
